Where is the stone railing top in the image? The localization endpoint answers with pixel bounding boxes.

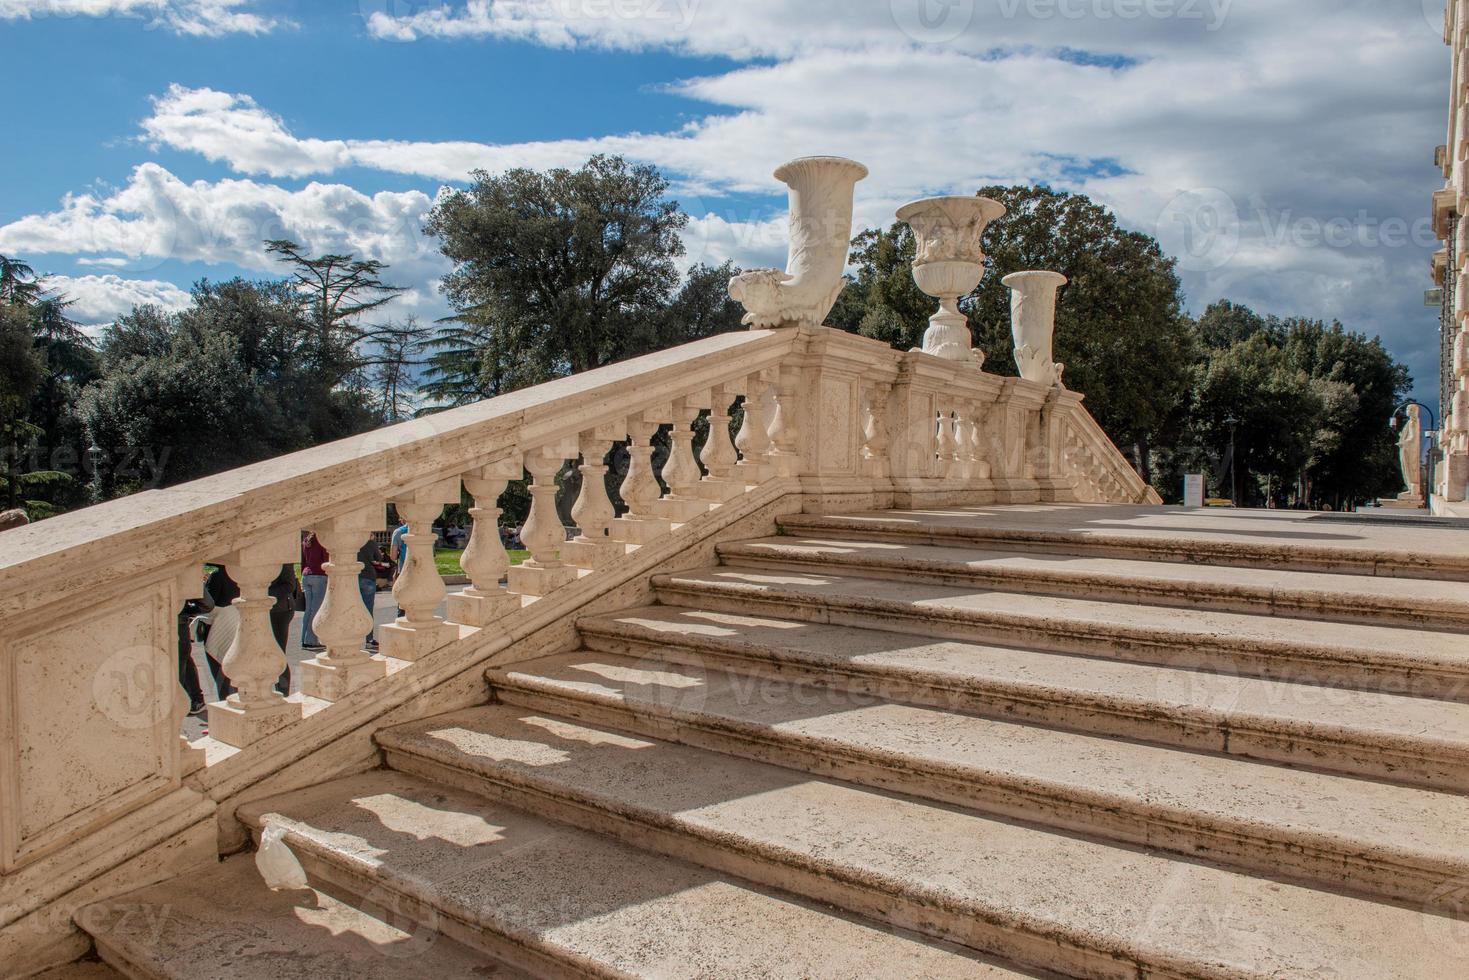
[0,328,797,619]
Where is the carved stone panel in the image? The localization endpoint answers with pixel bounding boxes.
[3,586,176,869]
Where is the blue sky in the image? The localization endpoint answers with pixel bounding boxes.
[0,0,1453,409]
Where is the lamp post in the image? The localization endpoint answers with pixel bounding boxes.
[1391,400,1438,510]
[86,442,104,504]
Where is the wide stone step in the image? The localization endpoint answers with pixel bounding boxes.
[378,705,1467,980]
[237,771,1014,980]
[777,506,1469,580]
[651,566,1469,701]
[75,853,506,979]
[484,651,1469,908]
[576,604,1469,790]
[719,535,1469,629]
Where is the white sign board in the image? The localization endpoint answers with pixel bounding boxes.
[1183,474,1205,508]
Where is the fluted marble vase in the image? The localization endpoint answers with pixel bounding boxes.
[897,195,1007,363]
[1003,270,1068,388]
[728,156,869,329]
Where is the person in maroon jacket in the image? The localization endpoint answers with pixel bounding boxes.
[300,531,329,652]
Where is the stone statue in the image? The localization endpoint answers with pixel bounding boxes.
[1003,270,1068,388]
[1398,404,1422,498]
[896,195,1007,363]
[728,156,869,329]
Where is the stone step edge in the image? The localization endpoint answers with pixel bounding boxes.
[486,667,1469,914]
[649,572,1469,702]
[574,615,1469,792]
[717,541,1469,629]
[235,811,621,980]
[380,740,1186,980]
[775,515,1469,582]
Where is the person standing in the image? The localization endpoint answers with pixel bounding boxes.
[389,520,409,618]
[356,537,379,650]
[176,597,207,715]
[300,531,329,651]
[267,564,297,696]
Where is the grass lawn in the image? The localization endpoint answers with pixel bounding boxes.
[434,547,530,577]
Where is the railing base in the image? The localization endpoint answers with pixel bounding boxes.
[300,655,390,702]
[445,589,525,628]
[507,562,581,597]
[378,621,459,662]
[206,697,305,748]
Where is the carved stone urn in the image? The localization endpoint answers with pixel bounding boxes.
[1002,270,1068,388]
[728,156,869,329]
[896,195,1007,363]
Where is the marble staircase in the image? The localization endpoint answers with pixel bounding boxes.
[71,504,1469,979]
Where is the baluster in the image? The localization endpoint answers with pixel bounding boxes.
[767,366,802,476]
[446,456,524,626]
[563,427,626,570]
[935,407,956,479]
[698,384,745,501]
[860,382,891,478]
[206,531,304,748]
[653,397,713,522]
[611,413,673,545]
[966,399,990,480]
[735,372,775,483]
[508,441,580,598]
[300,506,387,701]
[949,404,969,479]
[379,477,461,662]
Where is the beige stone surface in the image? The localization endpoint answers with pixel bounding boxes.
[486,650,1469,907]
[720,534,1469,628]
[79,854,512,978]
[238,771,1018,979]
[779,504,1469,578]
[380,705,1469,980]
[652,565,1469,699]
[577,604,1469,788]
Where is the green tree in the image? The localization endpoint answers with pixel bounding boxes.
[424,154,688,382]
[265,239,406,380]
[78,278,380,493]
[0,255,41,306]
[0,301,44,507]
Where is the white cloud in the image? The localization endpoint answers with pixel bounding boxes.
[0,0,280,36]
[6,0,1453,402]
[44,274,193,324]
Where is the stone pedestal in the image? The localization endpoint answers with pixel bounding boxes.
[445,588,524,627]
[610,516,673,545]
[206,696,301,747]
[299,655,388,702]
[561,537,627,571]
[377,621,459,662]
[1445,452,1469,502]
[507,562,580,597]
[650,496,712,522]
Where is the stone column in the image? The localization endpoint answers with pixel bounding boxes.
[300,505,388,702]
[652,397,712,522]
[734,373,775,483]
[860,381,892,479]
[445,456,524,627]
[698,384,746,502]
[379,477,461,662]
[611,413,673,545]
[563,428,626,570]
[508,441,580,597]
[767,366,802,477]
[207,531,304,748]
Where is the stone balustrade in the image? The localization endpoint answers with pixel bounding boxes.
[0,154,1160,971]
